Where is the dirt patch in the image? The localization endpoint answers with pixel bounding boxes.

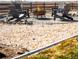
[0,44,29,59]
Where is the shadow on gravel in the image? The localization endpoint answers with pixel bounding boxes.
[0,52,6,58]
[36,18,52,20]
[46,23,69,25]
[61,19,78,22]
[0,21,33,25]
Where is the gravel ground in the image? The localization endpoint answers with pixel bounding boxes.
[0,22,77,50]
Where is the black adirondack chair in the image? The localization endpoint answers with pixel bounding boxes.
[7,2,30,24]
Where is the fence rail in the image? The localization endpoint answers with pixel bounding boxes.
[0,2,78,11]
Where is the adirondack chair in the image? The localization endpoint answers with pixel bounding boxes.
[52,4,73,21]
[7,2,30,24]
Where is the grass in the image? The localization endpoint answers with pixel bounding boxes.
[22,36,78,59]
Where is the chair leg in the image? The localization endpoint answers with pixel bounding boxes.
[37,15,38,18]
[54,15,56,21]
[24,17,28,24]
[5,15,9,23]
[25,20,27,24]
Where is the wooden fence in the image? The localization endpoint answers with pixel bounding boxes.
[0,2,78,15]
